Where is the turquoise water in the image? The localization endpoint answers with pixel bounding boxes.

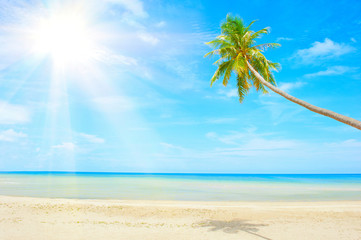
[0,172,361,201]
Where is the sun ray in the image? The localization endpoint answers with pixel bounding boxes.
[1,1,163,172]
[43,67,75,171]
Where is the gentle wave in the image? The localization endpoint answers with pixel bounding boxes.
[0,172,360,201]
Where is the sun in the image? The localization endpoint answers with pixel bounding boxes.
[32,10,97,67]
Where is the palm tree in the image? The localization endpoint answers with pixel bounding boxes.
[205,14,361,130]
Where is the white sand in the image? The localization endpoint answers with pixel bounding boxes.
[0,196,360,240]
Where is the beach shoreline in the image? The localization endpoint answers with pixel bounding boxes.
[1,195,360,240]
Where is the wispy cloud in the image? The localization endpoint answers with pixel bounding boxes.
[160,128,301,161]
[206,118,237,124]
[278,81,305,92]
[160,142,186,151]
[205,88,239,100]
[304,66,358,78]
[160,57,202,91]
[52,142,76,151]
[276,37,293,41]
[78,133,105,144]
[172,117,237,126]
[156,138,361,173]
[215,138,299,155]
[210,128,275,146]
[106,0,148,18]
[155,21,166,28]
[206,129,361,158]
[92,96,135,111]
[294,38,355,63]
[0,101,30,124]
[95,49,138,66]
[257,96,305,125]
[205,132,217,139]
[218,88,238,98]
[0,129,27,142]
[210,138,361,162]
[137,32,159,45]
[325,139,361,148]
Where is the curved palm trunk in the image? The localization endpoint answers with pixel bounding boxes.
[246,61,361,130]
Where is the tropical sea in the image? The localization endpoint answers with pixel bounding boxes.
[0,172,360,201]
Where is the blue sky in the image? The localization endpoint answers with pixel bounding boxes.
[0,0,360,173]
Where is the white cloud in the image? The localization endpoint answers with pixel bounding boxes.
[294,38,355,63]
[276,37,293,41]
[201,129,304,158]
[95,50,137,66]
[78,133,105,144]
[160,113,172,118]
[211,127,263,146]
[106,0,148,18]
[217,88,238,98]
[153,127,361,172]
[52,142,76,151]
[138,32,159,45]
[155,21,166,28]
[206,88,239,100]
[278,81,305,92]
[92,96,135,111]
[351,37,357,43]
[162,58,202,90]
[0,129,27,142]
[159,129,302,160]
[215,139,299,156]
[172,117,237,126]
[218,132,249,145]
[206,118,237,124]
[325,139,361,148]
[205,132,217,139]
[257,96,305,125]
[0,101,30,124]
[206,130,361,160]
[160,142,185,151]
[241,138,298,151]
[304,66,358,78]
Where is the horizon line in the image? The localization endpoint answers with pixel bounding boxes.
[1,171,360,175]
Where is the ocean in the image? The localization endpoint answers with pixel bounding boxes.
[0,172,360,201]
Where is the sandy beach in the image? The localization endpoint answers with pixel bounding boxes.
[0,196,360,240]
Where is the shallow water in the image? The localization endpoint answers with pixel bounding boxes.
[0,172,360,201]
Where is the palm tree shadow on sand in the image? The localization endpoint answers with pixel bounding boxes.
[198,219,272,240]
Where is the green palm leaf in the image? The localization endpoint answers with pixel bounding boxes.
[205,15,280,102]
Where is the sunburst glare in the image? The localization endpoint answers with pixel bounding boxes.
[31,8,97,67]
